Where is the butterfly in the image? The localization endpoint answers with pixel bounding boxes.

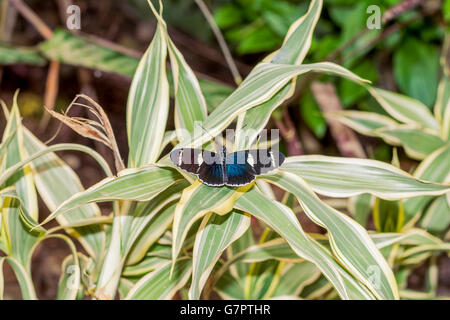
[170,146,285,187]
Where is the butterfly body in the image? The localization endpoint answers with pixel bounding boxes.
[170,146,285,187]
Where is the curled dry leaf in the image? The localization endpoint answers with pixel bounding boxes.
[46,94,125,171]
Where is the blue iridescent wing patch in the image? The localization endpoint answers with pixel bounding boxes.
[224,151,256,186]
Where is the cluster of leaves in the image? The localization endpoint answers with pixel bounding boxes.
[212,0,447,143]
[0,0,449,300]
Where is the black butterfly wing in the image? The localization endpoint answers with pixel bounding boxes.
[170,148,205,174]
[198,162,225,186]
[170,148,225,186]
[247,149,285,174]
[224,151,256,187]
[226,149,285,179]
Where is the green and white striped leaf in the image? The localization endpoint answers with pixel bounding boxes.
[23,129,105,261]
[123,256,168,277]
[348,193,373,227]
[181,62,368,149]
[403,144,450,226]
[272,0,322,65]
[420,195,450,233]
[166,37,207,141]
[39,28,232,110]
[281,155,450,199]
[1,95,38,268]
[235,187,375,300]
[434,36,450,139]
[263,171,399,299]
[330,111,399,136]
[40,28,138,77]
[125,184,185,265]
[40,166,183,226]
[125,257,192,300]
[272,261,320,298]
[235,0,323,150]
[367,87,439,131]
[3,257,36,300]
[126,23,169,167]
[373,126,445,160]
[171,181,250,265]
[189,210,250,299]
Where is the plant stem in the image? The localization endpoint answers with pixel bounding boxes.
[194,0,242,85]
[8,0,53,39]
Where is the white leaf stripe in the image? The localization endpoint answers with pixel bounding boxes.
[367,87,439,131]
[189,210,250,299]
[281,155,450,199]
[126,24,169,166]
[235,188,375,300]
[181,62,368,149]
[262,172,399,299]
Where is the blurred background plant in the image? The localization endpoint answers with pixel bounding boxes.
[0,0,448,300]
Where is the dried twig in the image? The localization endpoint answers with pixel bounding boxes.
[40,61,60,130]
[194,0,242,85]
[274,108,303,155]
[382,0,426,24]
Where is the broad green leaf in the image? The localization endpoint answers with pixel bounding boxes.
[125,258,192,300]
[22,129,105,261]
[367,87,439,131]
[235,187,375,300]
[263,171,399,299]
[40,166,183,226]
[0,44,46,66]
[281,155,450,199]
[374,126,445,160]
[393,38,439,108]
[126,23,169,167]
[189,210,250,299]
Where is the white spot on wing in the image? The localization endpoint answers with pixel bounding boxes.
[269,151,276,166]
[197,152,203,165]
[247,153,255,166]
[178,150,183,165]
